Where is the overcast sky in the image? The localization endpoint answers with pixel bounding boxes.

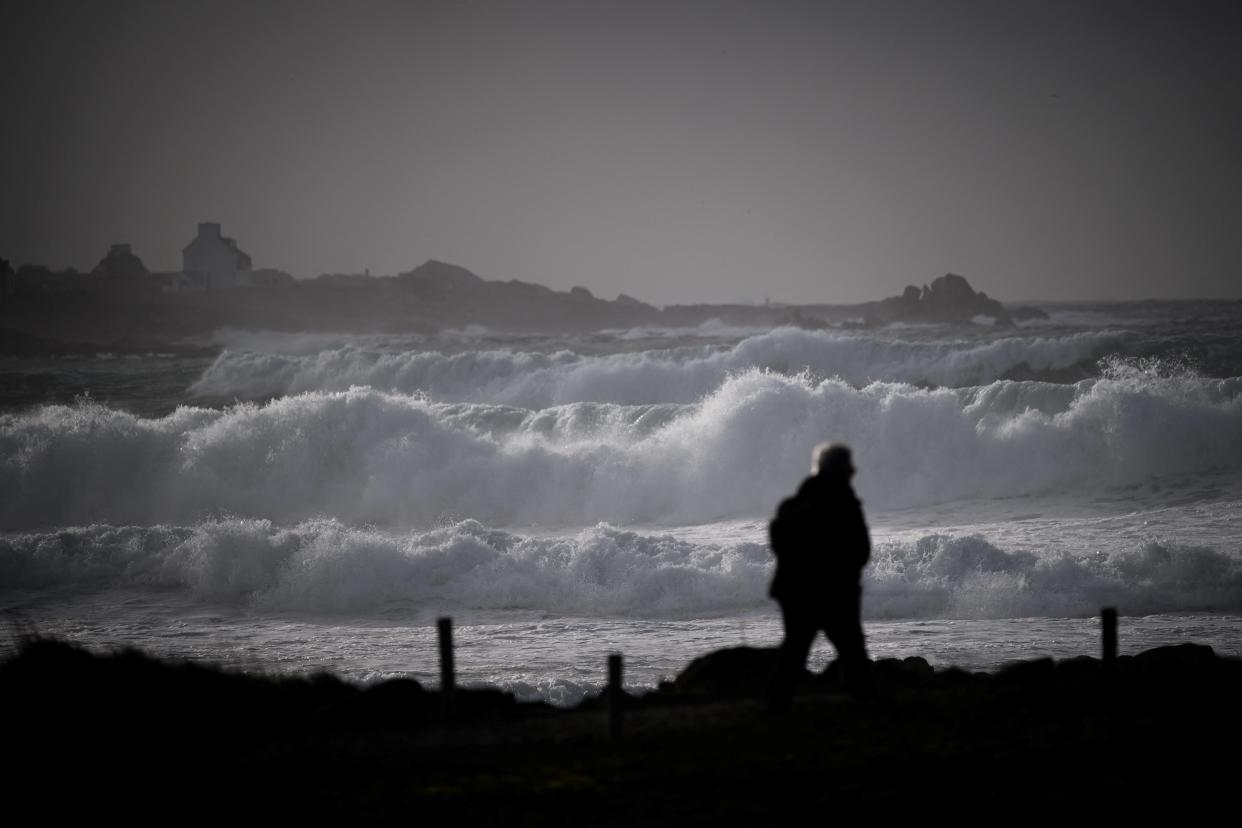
[2,0,1241,303]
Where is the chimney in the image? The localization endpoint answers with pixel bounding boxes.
[109,243,132,256]
[198,222,222,238]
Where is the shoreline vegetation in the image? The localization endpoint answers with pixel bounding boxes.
[4,635,1238,820]
[0,261,1048,356]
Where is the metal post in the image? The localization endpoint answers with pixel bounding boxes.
[1101,607,1117,666]
[608,653,624,742]
[438,616,455,717]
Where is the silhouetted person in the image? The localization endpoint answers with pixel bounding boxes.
[768,442,874,710]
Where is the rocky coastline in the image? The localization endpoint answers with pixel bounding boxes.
[2,262,1047,355]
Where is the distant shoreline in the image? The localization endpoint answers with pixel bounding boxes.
[0,265,1058,354]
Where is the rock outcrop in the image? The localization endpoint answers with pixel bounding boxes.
[672,646,784,697]
[393,260,660,331]
[879,273,1015,326]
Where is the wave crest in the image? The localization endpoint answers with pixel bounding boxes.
[3,520,1237,619]
[190,328,1127,405]
[3,369,1240,529]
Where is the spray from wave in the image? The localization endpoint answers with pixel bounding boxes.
[190,328,1127,405]
[3,364,1240,529]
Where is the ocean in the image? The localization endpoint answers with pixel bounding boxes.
[2,300,1240,704]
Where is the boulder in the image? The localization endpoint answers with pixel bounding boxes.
[872,656,936,686]
[673,646,782,698]
[1134,643,1218,672]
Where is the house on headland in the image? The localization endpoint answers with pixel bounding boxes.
[183,222,252,289]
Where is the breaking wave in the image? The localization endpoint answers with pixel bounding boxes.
[868,534,1242,619]
[189,328,1127,405]
[2,519,1237,619]
[3,364,1240,530]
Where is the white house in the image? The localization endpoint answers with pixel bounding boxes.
[182,222,252,290]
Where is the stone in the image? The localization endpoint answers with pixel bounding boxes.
[673,646,782,697]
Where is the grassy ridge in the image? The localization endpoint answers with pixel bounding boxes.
[3,638,1238,822]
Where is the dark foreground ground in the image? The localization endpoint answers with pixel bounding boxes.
[2,638,1238,823]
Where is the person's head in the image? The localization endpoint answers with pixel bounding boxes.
[811,442,855,480]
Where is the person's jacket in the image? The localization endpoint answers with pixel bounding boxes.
[768,474,870,602]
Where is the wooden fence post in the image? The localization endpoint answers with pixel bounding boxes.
[438,616,455,717]
[608,653,624,742]
[1101,607,1117,667]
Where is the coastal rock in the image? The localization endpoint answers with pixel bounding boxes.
[873,655,936,685]
[673,646,783,697]
[390,260,661,330]
[1054,655,1101,680]
[1134,643,1217,672]
[615,292,651,308]
[398,259,487,296]
[881,273,1016,327]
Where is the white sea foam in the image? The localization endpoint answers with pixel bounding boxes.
[867,534,1242,619]
[3,365,1240,530]
[2,519,1237,619]
[189,328,1127,404]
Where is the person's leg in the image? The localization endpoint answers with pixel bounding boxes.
[768,601,817,712]
[825,589,876,699]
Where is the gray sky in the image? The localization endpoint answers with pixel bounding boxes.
[3,0,1241,303]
